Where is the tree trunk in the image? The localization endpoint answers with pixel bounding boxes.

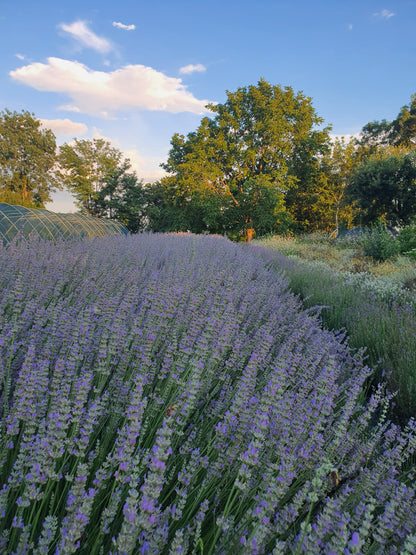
[244,228,255,242]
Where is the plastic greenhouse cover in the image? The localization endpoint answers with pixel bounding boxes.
[0,203,128,244]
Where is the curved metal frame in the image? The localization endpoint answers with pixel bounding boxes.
[0,203,128,243]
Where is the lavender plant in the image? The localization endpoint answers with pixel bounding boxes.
[249,245,416,423]
[0,233,415,554]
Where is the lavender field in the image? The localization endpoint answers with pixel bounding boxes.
[1,233,416,554]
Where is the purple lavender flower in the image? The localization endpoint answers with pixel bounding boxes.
[1,233,416,554]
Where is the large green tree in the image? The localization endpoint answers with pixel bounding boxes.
[346,148,416,226]
[160,79,331,238]
[59,138,126,216]
[0,109,60,207]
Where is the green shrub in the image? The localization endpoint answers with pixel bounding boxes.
[361,225,399,261]
[398,224,416,258]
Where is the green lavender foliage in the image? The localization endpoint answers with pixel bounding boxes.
[0,233,416,554]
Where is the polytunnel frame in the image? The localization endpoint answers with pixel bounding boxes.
[0,203,128,244]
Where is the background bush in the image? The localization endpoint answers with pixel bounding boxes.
[398,223,416,258]
[361,225,399,261]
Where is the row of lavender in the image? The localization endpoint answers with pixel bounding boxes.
[0,233,415,554]
[249,241,416,423]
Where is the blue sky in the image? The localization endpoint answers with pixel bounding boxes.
[1,0,415,212]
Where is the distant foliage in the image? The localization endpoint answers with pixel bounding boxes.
[1,234,416,553]
[58,138,128,216]
[0,109,60,207]
[398,223,416,258]
[359,93,416,150]
[347,149,416,227]
[361,225,400,261]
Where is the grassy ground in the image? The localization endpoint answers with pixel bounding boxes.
[252,233,416,424]
[254,232,416,283]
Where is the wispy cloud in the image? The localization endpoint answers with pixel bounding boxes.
[112,21,135,31]
[124,148,167,182]
[58,20,113,53]
[86,131,166,182]
[179,63,206,75]
[10,57,210,117]
[40,118,88,137]
[15,53,25,60]
[373,9,395,19]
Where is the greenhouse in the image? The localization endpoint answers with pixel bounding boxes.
[0,203,128,244]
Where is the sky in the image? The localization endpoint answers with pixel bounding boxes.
[0,0,415,212]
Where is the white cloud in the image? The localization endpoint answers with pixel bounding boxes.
[40,118,88,137]
[10,57,210,116]
[124,148,167,182]
[87,131,166,182]
[373,9,395,19]
[44,190,78,213]
[58,20,113,53]
[113,21,135,31]
[58,104,81,113]
[179,63,206,75]
[91,128,120,145]
[15,53,25,60]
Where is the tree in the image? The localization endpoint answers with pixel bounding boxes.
[391,94,416,148]
[359,93,416,152]
[359,120,393,151]
[161,79,331,238]
[59,138,126,216]
[346,148,416,226]
[225,175,291,239]
[144,180,186,233]
[284,130,332,232]
[316,137,360,233]
[95,168,147,233]
[0,109,60,207]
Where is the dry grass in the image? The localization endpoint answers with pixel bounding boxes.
[254,233,416,285]
[253,232,416,422]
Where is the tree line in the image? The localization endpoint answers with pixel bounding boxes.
[1,80,416,239]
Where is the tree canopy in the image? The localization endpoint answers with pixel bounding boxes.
[346,148,416,226]
[59,138,127,216]
[3,86,416,238]
[391,94,416,148]
[0,109,60,207]
[359,93,416,151]
[96,168,147,233]
[157,79,331,238]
